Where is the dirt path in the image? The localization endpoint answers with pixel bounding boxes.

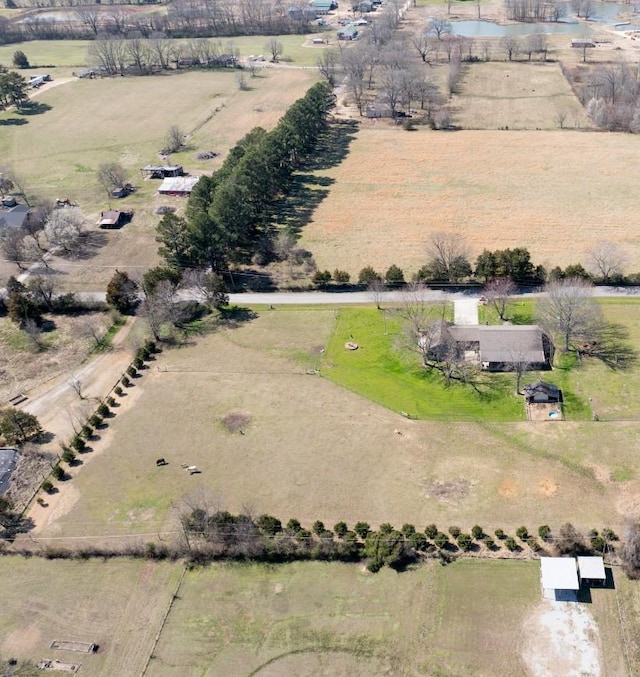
[29,77,75,99]
[19,319,138,533]
[521,600,602,676]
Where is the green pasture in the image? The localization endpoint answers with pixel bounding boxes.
[151,559,541,676]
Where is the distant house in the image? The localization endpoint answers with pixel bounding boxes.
[288,5,318,19]
[0,204,30,234]
[141,164,184,179]
[310,0,337,13]
[354,1,373,11]
[523,381,562,404]
[571,39,596,49]
[366,103,393,118]
[337,24,358,40]
[97,210,132,229]
[425,322,552,372]
[158,176,200,197]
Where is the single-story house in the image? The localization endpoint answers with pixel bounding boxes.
[577,556,607,586]
[540,557,580,601]
[288,5,319,19]
[0,204,30,234]
[354,1,373,11]
[426,321,552,372]
[337,24,358,39]
[571,39,596,49]
[523,381,562,404]
[366,103,393,118]
[158,176,200,197]
[310,0,337,13]
[141,164,184,179]
[97,210,132,229]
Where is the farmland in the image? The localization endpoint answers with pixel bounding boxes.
[299,125,640,279]
[25,305,640,543]
[0,66,318,289]
[0,557,636,676]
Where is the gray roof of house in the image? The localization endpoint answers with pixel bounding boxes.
[0,205,29,232]
[447,324,546,364]
[524,381,559,396]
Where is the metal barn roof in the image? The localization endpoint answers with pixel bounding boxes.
[540,557,580,590]
[577,556,606,580]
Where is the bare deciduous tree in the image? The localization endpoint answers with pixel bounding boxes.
[266,37,283,62]
[484,278,517,321]
[27,275,56,311]
[316,48,340,86]
[97,162,127,199]
[23,318,44,352]
[587,240,627,283]
[424,232,472,282]
[163,125,186,154]
[536,277,602,352]
[500,35,522,61]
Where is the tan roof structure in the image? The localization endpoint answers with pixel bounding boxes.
[577,556,606,582]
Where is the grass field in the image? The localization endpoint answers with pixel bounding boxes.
[298,126,640,278]
[0,66,318,290]
[152,559,542,676]
[0,557,634,676]
[452,61,590,130]
[0,557,183,675]
[27,306,640,540]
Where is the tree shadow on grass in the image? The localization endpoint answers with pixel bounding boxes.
[303,121,359,172]
[579,322,638,371]
[218,306,258,329]
[17,101,52,116]
[69,230,109,261]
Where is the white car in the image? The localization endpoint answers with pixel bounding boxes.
[354,18,368,24]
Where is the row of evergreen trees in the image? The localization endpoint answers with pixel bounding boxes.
[156,82,335,276]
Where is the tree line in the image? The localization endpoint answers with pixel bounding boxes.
[156,81,335,278]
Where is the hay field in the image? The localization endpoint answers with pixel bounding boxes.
[0,67,317,290]
[299,127,640,277]
[30,308,640,541]
[452,61,590,130]
[0,557,183,675]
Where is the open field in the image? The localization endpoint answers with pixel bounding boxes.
[0,557,634,676]
[0,67,318,289]
[23,306,640,541]
[0,557,183,675]
[299,126,640,277]
[452,61,590,130]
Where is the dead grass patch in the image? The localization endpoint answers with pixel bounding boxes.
[299,127,640,277]
[220,409,252,434]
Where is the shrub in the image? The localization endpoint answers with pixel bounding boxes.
[495,528,505,540]
[433,532,449,548]
[424,524,438,539]
[121,376,131,388]
[471,525,484,540]
[70,436,85,452]
[127,366,137,378]
[61,448,76,464]
[114,386,123,397]
[145,340,157,353]
[286,518,302,533]
[89,414,102,427]
[312,270,332,287]
[483,536,496,550]
[97,403,110,417]
[516,526,529,541]
[358,266,381,285]
[134,357,144,370]
[528,538,542,552]
[591,536,607,553]
[457,533,473,551]
[401,523,416,537]
[41,480,54,493]
[385,264,405,286]
[409,532,428,551]
[106,396,116,407]
[504,537,517,551]
[603,527,619,541]
[333,269,350,284]
[448,526,461,538]
[51,465,65,481]
[12,50,29,68]
[354,521,371,539]
[312,520,325,536]
[256,514,282,536]
[538,525,551,540]
[80,425,93,440]
[334,521,348,538]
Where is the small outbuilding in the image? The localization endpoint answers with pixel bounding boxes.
[158,176,200,197]
[540,557,580,601]
[141,165,184,179]
[337,24,359,40]
[524,381,562,404]
[0,204,30,234]
[577,556,606,586]
[97,210,132,229]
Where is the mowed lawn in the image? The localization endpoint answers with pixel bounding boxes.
[453,61,590,130]
[0,67,318,290]
[151,559,541,676]
[0,557,183,675]
[30,308,640,540]
[298,127,640,277]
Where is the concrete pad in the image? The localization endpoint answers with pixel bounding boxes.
[454,299,479,325]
